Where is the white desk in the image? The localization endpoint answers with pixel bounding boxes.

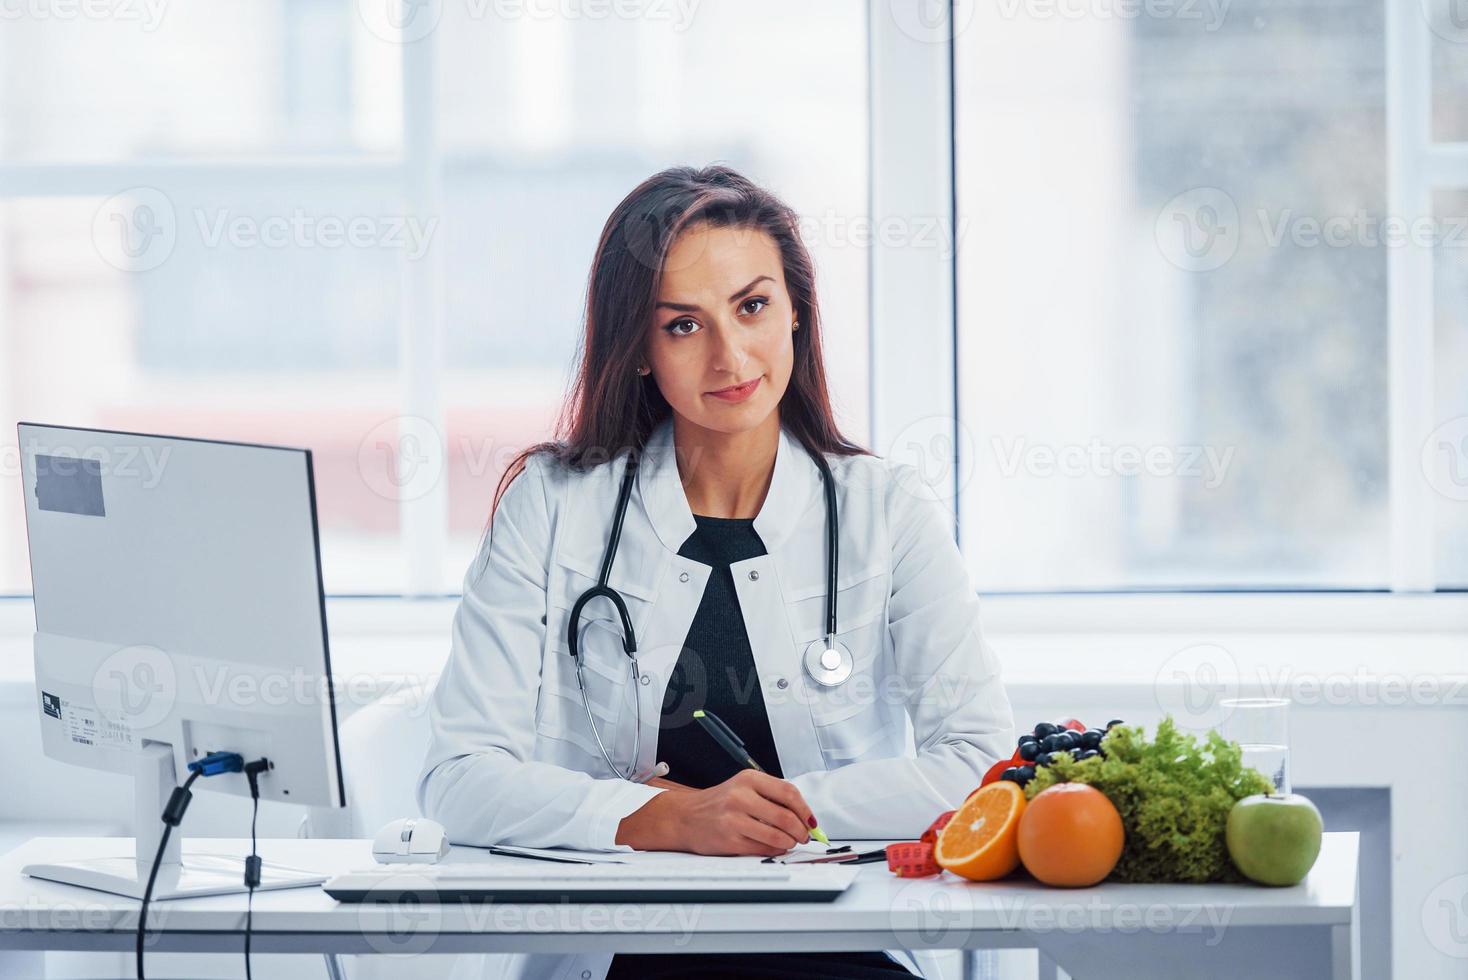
[0,833,1360,980]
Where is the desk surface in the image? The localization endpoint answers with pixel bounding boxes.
[0,833,1359,958]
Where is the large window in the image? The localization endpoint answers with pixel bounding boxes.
[0,0,870,595]
[1436,190,1468,586]
[3,1,1458,600]
[955,0,1464,592]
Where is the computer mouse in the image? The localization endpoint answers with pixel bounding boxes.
[372,817,451,865]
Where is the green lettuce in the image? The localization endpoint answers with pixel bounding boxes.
[1023,716,1274,883]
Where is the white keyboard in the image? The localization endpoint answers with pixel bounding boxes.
[426,861,790,882]
[323,861,856,904]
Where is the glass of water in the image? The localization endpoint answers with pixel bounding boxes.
[1219,697,1290,794]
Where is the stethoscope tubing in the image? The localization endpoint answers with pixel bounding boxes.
[810,449,839,646]
[566,439,840,780]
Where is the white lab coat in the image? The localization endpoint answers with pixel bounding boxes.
[417,416,1015,980]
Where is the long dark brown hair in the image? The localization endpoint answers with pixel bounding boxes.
[486,164,869,532]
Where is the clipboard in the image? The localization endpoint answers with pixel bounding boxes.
[766,847,889,866]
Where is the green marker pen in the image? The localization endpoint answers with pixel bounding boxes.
[692,708,830,845]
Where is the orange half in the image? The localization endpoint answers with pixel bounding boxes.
[934,781,1026,881]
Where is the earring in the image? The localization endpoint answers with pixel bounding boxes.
[636,364,650,376]
[792,320,800,331]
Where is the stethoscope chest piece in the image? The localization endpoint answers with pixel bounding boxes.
[803,638,853,687]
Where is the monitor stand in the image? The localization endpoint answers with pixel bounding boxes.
[22,742,326,900]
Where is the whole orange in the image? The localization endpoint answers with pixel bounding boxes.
[1016,783,1124,887]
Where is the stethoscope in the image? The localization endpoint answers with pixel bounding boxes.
[566,441,849,781]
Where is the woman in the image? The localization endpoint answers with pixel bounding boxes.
[418,165,1015,980]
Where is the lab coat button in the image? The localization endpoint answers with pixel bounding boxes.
[776,677,788,689]
[640,675,650,685]
[582,972,592,979]
[748,570,759,581]
[679,572,690,583]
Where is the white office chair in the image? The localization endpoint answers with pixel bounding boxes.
[303,688,505,980]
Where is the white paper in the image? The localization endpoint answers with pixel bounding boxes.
[476,840,838,866]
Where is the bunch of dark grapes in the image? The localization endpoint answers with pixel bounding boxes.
[1000,719,1124,787]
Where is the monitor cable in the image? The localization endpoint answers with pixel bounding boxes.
[241,758,269,980]
[137,750,248,979]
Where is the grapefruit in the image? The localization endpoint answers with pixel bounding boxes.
[935,781,1026,881]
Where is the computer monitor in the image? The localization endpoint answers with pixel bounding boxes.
[16,422,346,899]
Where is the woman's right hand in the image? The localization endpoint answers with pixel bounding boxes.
[615,769,817,856]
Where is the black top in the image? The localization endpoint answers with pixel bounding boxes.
[657,514,784,788]
[623,516,917,977]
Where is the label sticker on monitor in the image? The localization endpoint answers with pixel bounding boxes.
[40,692,136,750]
[34,454,106,517]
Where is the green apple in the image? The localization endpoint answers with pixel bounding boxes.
[1226,793,1323,886]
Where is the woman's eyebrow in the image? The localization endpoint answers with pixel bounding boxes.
[655,275,775,312]
[727,275,774,301]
